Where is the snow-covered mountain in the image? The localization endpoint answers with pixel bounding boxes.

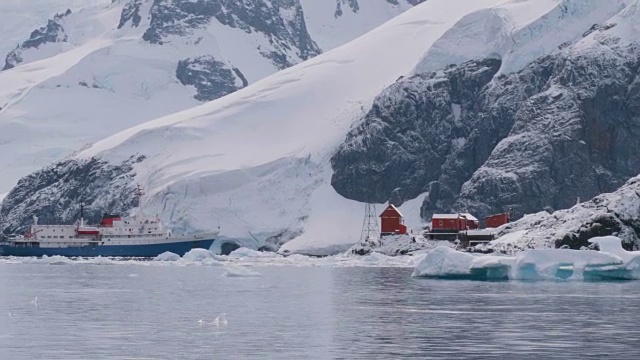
[3,0,640,255]
[0,0,419,194]
[332,0,640,221]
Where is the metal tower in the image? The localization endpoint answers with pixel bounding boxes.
[359,202,380,244]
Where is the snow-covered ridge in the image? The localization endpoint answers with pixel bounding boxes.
[0,0,418,193]
[484,175,640,253]
[414,0,629,75]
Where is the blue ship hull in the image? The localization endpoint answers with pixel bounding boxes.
[0,239,215,258]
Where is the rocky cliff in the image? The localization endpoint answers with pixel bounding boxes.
[331,22,640,225]
[3,9,71,70]
[0,156,143,234]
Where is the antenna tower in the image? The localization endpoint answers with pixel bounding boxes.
[359,202,380,243]
[358,129,380,244]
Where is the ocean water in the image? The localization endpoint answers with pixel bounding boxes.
[1,260,640,359]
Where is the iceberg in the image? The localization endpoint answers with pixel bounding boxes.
[412,237,640,281]
[153,252,181,262]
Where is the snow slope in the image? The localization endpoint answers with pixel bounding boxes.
[414,0,628,75]
[68,0,514,255]
[0,0,417,193]
[0,0,112,58]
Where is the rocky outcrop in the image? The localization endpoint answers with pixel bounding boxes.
[348,234,449,256]
[118,0,143,29]
[3,9,71,70]
[331,31,640,224]
[176,55,248,101]
[142,0,321,69]
[0,156,144,234]
[482,175,640,253]
[335,0,359,18]
[331,58,503,207]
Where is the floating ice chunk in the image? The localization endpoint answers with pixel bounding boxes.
[469,255,516,280]
[413,244,627,281]
[223,266,262,277]
[362,252,395,263]
[513,249,622,280]
[589,236,640,263]
[154,251,181,262]
[411,246,476,278]
[183,249,217,262]
[45,255,72,265]
[90,256,116,265]
[228,247,280,259]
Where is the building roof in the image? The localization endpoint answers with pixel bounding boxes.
[432,213,479,221]
[460,213,479,221]
[432,214,463,219]
[380,204,403,218]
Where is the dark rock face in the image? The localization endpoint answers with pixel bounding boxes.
[0,156,144,234]
[118,0,143,29]
[176,55,247,101]
[3,10,71,70]
[142,0,321,68]
[331,58,502,206]
[331,41,640,223]
[488,176,640,252]
[335,0,359,18]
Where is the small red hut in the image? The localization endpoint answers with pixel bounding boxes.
[485,213,510,228]
[431,214,467,232]
[431,213,480,231]
[379,204,407,236]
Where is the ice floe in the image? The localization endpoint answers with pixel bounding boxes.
[153,251,181,262]
[413,236,640,281]
[223,266,262,278]
[0,247,421,268]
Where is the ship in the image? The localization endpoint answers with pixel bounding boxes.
[0,186,218,257]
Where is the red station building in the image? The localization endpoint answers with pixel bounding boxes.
[379,204,407,236]
[431,213,480,232]
[485,213,510,228]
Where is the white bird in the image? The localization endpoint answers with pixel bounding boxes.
[31,296,38,309]
[212,313,228,327]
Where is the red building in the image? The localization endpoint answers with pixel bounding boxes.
[431,213,479,231]
[485,213,510,228]
[379,204,407,236]
[461,213,480,230]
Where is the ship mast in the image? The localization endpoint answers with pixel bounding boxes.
[134,184,145,221]
[79,203,85,228]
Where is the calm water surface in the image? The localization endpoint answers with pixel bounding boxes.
[1,261,639,359]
